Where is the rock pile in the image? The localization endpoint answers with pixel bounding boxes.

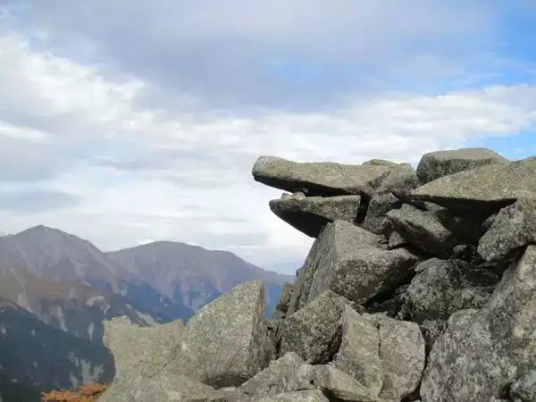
[98,148,536,402]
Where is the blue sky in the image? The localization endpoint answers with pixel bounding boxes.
[0,1,535,273]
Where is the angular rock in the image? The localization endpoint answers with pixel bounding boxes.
[381,163,420,203]
[364,314,426,401]
[102,317,184,380]
[387,204,457,257]
[171,280,275,387]
[421,245,536,401]
[411,157,536,213]
[239,352,316,397]
[478,198,536,262]
[288,220,417,309]
[419,319,447,354]
[252,156,392,197]
[275,283,294,315]
[403,258,499,323]
[269,194,360,237]
[279,290,354,364]
[387,230,407,249]
[287,221,384,315]
[98,372,219,402]
[312,365,380,401]
[416,147,508,184]
[253,390,329,402]
[361,190,401,235]
[333,306,382,396]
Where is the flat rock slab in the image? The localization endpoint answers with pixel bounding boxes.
[411,157,536,213]
[478,198,536,262]
[171,280,274,387]
[402,258,499,323]
[102,317,184,380]
[416,147,508,184]
[252,156,392,197]
[279,290,354,364]
[421,245,536,401]
[287,220,384,315]
[387,204,457,257]
[269,194,361,237]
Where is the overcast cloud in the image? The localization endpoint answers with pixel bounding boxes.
[0,1,535,273]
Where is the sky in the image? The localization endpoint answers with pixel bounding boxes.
[0,1,535,274]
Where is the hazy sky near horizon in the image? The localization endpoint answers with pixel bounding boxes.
[0,1,535,273]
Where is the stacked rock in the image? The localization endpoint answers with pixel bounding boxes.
[99,148,536,402]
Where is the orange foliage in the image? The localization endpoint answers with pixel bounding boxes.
[41,383,108,402]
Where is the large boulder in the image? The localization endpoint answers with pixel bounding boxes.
[287,221,384,315]
[386,204,457,257]
[171,280,275,387]
[402,258,499,323]
[279,290,355,364]
[416,147,508,184]
[478,198,536,262]
[252,156,392,197]
[288,220,418,309]
[411,157,536,213]
[421,245,536,401]
[269,193,361,237]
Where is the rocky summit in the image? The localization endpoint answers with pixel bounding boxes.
[98,147,536,402]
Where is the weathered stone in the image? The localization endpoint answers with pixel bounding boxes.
[252,390,329,402]
[269,195,360,237]
[381,163,420,203]
[252,156,392,197]
[102,317,184,380]
[171,280,275,387]
[275,283,294,314]
[387,204,457,257]
[416,147,508,184]
[287,221,384,315]
[411,157,536,213]
[312,365,380,401]
[363,159,401,168]
[478,198,536,262]
[510,369,536,402]
[421,245,536,401]
[98,372,218,402]
[387,230,407,249]
[290,220,418,308]
[239,352,316,397]
[403,258,499,323]
[279,290,353,364]
[333,306,382,396]
[363,314,426,401]
[361,190,401,235]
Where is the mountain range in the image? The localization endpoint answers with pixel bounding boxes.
[0,225,293,401]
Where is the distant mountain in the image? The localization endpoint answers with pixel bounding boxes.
[0,299,114,402]
[107,241,294,315]
[0,226,194,322]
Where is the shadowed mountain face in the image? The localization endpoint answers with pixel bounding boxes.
[0,299,114,402]
[106,241,295,316]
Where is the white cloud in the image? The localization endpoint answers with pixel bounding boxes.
[0,21,535,273]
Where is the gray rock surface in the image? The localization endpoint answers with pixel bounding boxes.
[279,290,354,364]
[411,157,536,213]
[421,245,536,401]
[478,198,536,262]
[253,390,329,402]
[403,258,499,323]
[252,156,392,197]
[510,369,536,402]
[269,194,360,237]
[171,280,275,387]
[387,204,457,257]
[416,147,508,184]
[361,190,401,235]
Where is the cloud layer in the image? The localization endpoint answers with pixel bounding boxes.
[0,2,535,273]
